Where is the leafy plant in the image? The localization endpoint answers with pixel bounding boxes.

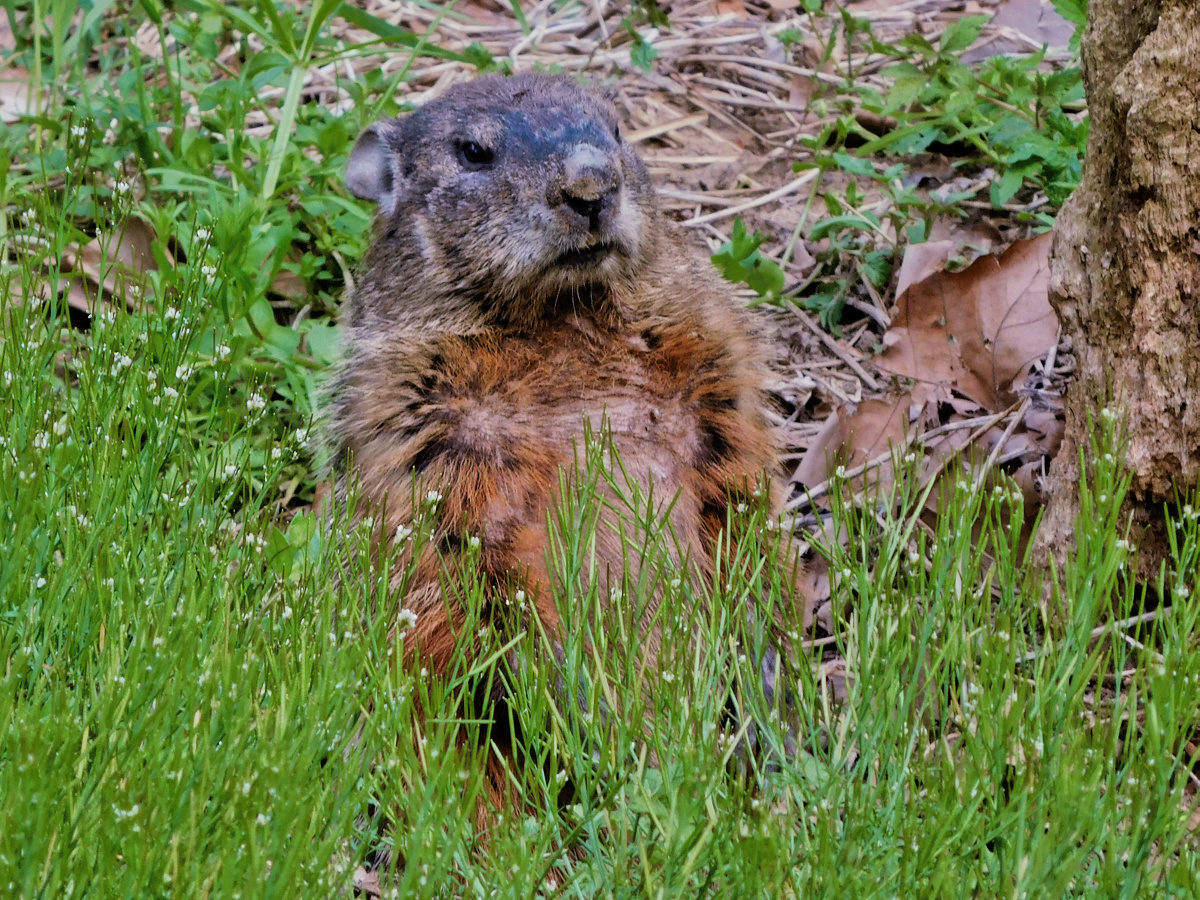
[712,218,786,303]
[862,19,1087,207]
[772,5,1086,327]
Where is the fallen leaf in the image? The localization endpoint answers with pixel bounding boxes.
[876,232,1057,411]
[270,268,307,301]
[962,0,1076,63]
[1023,407,1065,456]
[352,866,382,897]
[0,67,32,123]
[793,412,846,489]
[64,217,170,310]
[794,392,933,492]
[839,395,913,472]
[894,239,959,301]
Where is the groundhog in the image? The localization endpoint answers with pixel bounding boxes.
[328,73,804,817]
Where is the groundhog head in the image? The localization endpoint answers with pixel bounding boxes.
[346,73,658,316]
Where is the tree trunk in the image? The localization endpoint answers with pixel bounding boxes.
[1037,0,1200,575]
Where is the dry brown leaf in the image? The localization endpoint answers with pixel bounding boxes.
[793,393,926,491]
[799,554,830,617]
[0,68,32,123]
[65,217,169,309]
[793,410,847,488]
[270,268,307,301]
[894,239,959,301]
[919,428,979,513]
[817,657,849,705]
[0,13,33,123]
[352,866,382,897]
[1012,459,1046,505]
[840,395,912,470]
[1023,407,1065,456]
[963,0,1076,62]
[876,232,1057,411]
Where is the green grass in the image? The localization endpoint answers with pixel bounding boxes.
[2,2,1200,897]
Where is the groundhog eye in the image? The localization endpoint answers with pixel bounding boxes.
[458,141,494,167]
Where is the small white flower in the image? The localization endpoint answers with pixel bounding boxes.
[223,464,238,478]
[195,227,212,242]
[425,490,442,506]
[256,813,269,826]
[735,502,748,514]
[397,608,418,633]
[162,386,178,400]
[114,180,131,194]
[32,432,49,449]
[35,576,47,588]
[269,446,283,460]
[246,393,266,411]
[281,605,293,620]
[661,670,675,683]
[214,344,231,361]
[164,306,180,320]
[467,534,481,549]
[834,465,847,479]
[393,524,412,543]
[175,364,194,380]
[71,125,87,138]
[200,264,217,278]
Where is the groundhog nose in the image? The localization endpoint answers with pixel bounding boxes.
[558,144,620,232]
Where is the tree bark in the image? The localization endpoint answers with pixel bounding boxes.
[1038,0,1200,574]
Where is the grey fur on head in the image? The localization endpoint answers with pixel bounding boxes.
[342,74,661,330]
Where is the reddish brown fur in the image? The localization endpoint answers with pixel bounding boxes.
[327,73,804,826]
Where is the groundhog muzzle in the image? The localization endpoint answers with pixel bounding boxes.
[328,72,806,823]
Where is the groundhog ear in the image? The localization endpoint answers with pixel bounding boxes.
[346,122,403,215]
